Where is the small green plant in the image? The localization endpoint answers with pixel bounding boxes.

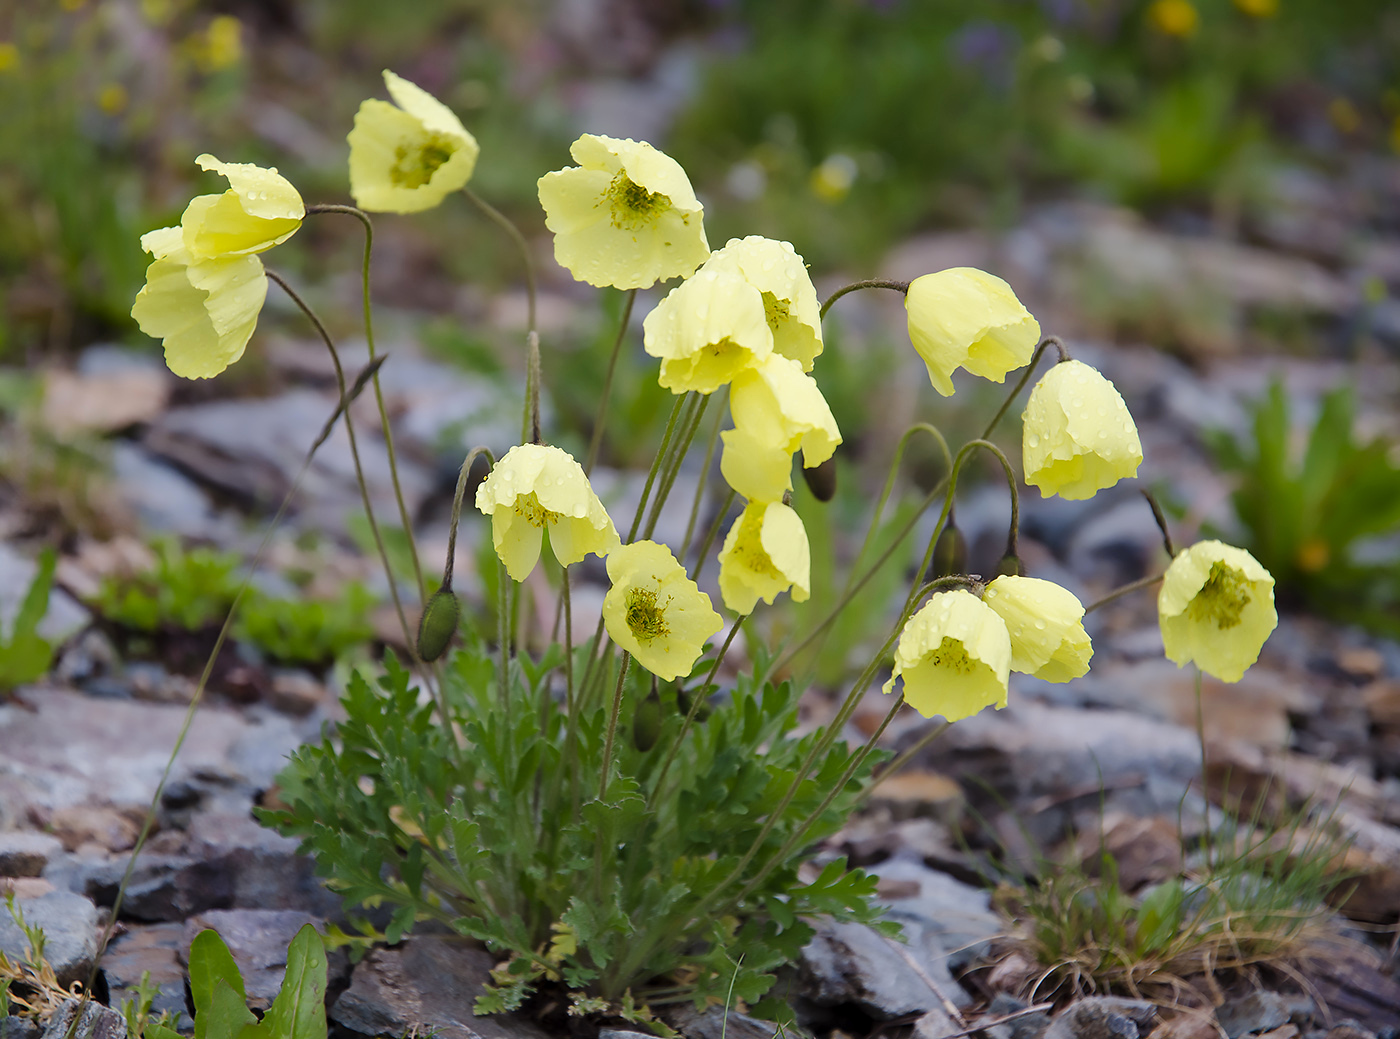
[0,893,72,1021]
[93,537,242,634]
[1206,380,1400,633]
[0,548,57,694]
[119,970,180,1039]
[235,582,376,667]
[179,925,327,1039]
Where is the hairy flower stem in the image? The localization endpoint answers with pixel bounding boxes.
[598,653,633,802]
[585,288,638,474]
[980,335,1069,440]
[681,389,726,560]
[643,393,709,540]
[305,204,427,605]
[689,488,735,583]
[855,720,953,808]
[818,278,910,320]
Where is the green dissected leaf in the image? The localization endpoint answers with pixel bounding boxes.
[189,929,247,1023]
[262,924,328,1039]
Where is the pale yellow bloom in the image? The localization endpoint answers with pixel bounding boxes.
[474,444,620,582]
[1159,541,1277,683]
[905,268,1040,396]
[538,134,709,290]
[701,237,823,370]
[131,226,268,380]
[603,541,723,682]
[1233,0,1277,16]
[1022,359,1142,501]
[982,576,1092,682]
[643,268,773,394]
[1149,0,1199,36]
[716,500,810,614]
[718,427,795,505]
[349,70,480,214]
[882,590,1011,722]
[180,154,303,260]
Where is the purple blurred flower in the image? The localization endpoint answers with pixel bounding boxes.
[950,21,1019,90]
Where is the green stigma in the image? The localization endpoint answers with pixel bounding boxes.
[928,636,975,675]
[390,133,456,189]
[512,492,554,528]
[625,587,669,643]
[1186,562,1251,630]
[607,173,670,230]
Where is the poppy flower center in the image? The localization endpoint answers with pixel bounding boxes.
[1186,562,1251,630]
[607,173,670,230]
[390,133,457,189]
[625,588,669,643]
[928,636,975,675]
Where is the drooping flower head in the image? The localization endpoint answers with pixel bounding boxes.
[905,268,1040,397]
[475,444,619,582]
[180,154,304,260]
[349,70,480,214]
[702,237,823,371]
[603,540,723,682]
[538,134,709,290]
[719,354,841,502]
[982,576,1092,682]
[717,500,811,614]
[131,226,268,380]
[1022,359,1142,501]
[1158,540,1277,683]
[883,589,1011,722]
[643,268,773,394]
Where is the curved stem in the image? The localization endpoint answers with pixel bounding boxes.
[305,203,427,604]
[442,447,492,591]
[980,335,1069,441]
[819,278,910,321]
[1142,488,1177,559]
[462,187,537,335]
[1083,572,1165,614]
[586,288,638,474]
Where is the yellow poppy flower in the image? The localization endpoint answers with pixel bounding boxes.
[702,236,823,371]
[716,500,811,614]
[603,540,723,682]
[180,154,304,260]
[131,226,268,380]
[718,428,795,504]
[1022,359,1142,501]
[474,444,620,582]
[905,268,1040,397]
[982,576,1092,682]
[1149,0,1199,36]
[537,134,709,290]
[1159,541,1277,683]
[643,268,773,394]
[882,590,1011,722]
[348,70,480,214]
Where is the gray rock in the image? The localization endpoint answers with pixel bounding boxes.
[110,442,234,542]
[867,858,1004,971]
[666,1004,796,1039]
[0,892,99,988]
[798,920,970,1020]
[331,936,552,1039]
[912,1007,965,1039]
[0,1018,40,1039]
[77,853,232,922]
[1042,997,1157,1039]
[38,1000,124,1039]
[1214,991,1294,1038]
[979,993,1052,1039]
[182,909,340,1011]
[599,1031,659,1039]
[0,544,89,647]
[100,922,190,1027]
[0,832,63,877]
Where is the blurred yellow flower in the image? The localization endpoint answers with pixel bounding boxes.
[701,236,824,371]
[349,70,480,214]
[982,576,1092,682]
[474,444,620,582]
[643,268,773,394]
[1159,540,1277,683]
[603,541,723,682]
[810,153,857,203]
[717,500,810,614]
[1232,0,1277,16]
[1022,360,1142,500]
[538,134,709,290]
[192,15,243,73]
[0,43,19,73]
[719,354,841,501]
[1149,0,1199,36]
[882,590,1011,722]
[181,154,304,260]
[98,83,129,115]
[905,268,1040,397]
[131,226,268,380]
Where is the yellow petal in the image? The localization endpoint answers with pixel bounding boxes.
[702,236,823,370]
[1023,360,1142,500]
[717,500,810,613]
[382,69,473,140]
[644,268,773,394]
[982,576,1092,681]
[1158,540,1277,683]
[491,507,545,583]
[603,540,722,682]
[180,155,303,259]
[131,249,266,380]
[728,354,841,466]
[905,268,1040,396]
[883,589,1011,722]
[720,427,794,503]
[195,154,304,221]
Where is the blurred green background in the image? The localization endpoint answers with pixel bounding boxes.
[2,0,1398,360]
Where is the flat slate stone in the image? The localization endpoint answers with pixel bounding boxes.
[0,891,98,988]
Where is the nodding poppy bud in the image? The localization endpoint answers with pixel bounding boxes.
[416,586,460,663]
[933,522,968,578]
[676,687,713,723]
[802,455,837,502]
[632,688,664,752]
[996,553,1026,577]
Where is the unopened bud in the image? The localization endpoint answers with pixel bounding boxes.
[802,455,837,503]
[933,524,968,578]
[632,689,664,752]
[416,586,460,662]
[676,687,713,723]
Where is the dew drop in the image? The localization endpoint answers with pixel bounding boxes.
[1027,434,1040,448]
[1034,619,1047,630]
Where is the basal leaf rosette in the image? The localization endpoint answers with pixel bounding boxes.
[1023,359,1142,500]
[883,589,1012,722]
[538,134,709,290]
[475,444,620,582]
[1158,540,1277,683]
[180,154,304,260]
[719,354,841,501]
[982,576,1092,682]
[349,70,480,214]
[643,267,774,394]
[603,540,723,682]
[717,500,811,614]
[905,268,1040,396]
[131,226,268,380]
[702,236,823,371]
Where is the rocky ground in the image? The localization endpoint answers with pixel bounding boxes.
[3,155,1400,1039]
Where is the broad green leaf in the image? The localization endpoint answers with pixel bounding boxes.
[263,924,328,1039]
[198,979,257,1039]
[12,548,55,642]
[189,929,247,1023]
